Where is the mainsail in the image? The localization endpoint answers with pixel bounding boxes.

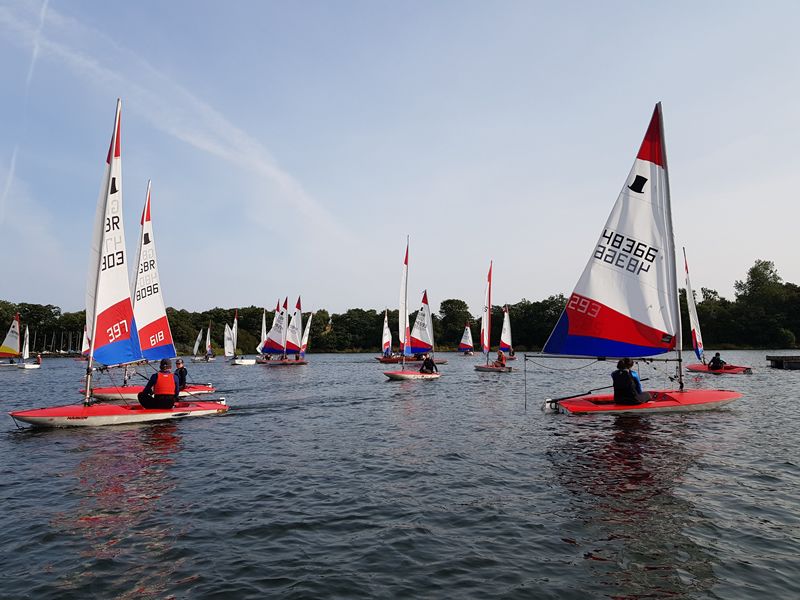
[262,298,288,355]
[458,322,474,352]
[21,325,30,361]
[480,262,492,357]
[381,310,392,354]
[205,322,213,356]
[285,297,303,355]
[193,329,203,357]
[223,323,234,358]
[542,104,680,359]
[301,312,313,356]
[0,313,20,357]
[85,99,142,367]
[256,309,266,354]
[409,290,434,354]
[499,306,513,353]
[683,248,704,362]
[398,240,411,356]
[132,181,175,360]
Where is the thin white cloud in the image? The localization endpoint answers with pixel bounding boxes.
[23,0,47,92]
[0,1,351,243]
[0,145,18,225]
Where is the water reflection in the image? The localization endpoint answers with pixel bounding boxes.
[552,416,718,598]
[52,424,185,598]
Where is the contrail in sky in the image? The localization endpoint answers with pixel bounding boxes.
[0,0,48,225]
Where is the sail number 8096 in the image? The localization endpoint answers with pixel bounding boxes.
[594,229,658,275]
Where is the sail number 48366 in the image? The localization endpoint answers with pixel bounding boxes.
[594,229,658,275]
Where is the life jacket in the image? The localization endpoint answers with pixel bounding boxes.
[612,369,637,404]
[153,371,177,396]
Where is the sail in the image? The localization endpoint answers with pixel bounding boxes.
[262,298,288,354]
[192,329,203,356]
[85,100,142,366]
[223,323,234,357]
[543,104,680,358]
[132,181,176,360]
[285,297,303,354]
[480,262,492,356]
[409,290,434,354]
[683,248,704,362]
[0,313,20,357]
[81,326,90,356]
[301,312,313,356]
[256,309,267,354]
[458,322,474,352]
[205,323,213,355]
[232,309,239,355]
[398,241,411,356]
[499,306,513,352]
[381,310,392,353]
[21,325,30,361]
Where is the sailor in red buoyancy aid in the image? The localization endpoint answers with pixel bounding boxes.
[138,358,180,409]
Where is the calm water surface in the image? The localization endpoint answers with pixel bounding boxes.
[1,351,798,598]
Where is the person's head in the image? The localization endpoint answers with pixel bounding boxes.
[176,359,184,368]
[159,358,172,372]
[714,352,720,357]
[616,359,626,370]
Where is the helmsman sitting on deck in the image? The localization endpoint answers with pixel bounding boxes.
[494,350,507,368]
[138,358,180,409]
[612,358,650,405]
[708,352,726,370]
[419,354,438,374]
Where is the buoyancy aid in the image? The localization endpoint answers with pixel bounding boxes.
[153,371,177,396]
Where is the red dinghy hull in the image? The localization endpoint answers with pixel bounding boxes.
[85,384,216,401]
[686,364,752,375]
[384,370,441,381]
[556,389,741,415]
[262,359,308,366]
[10,400,228,428]
[474,365,512,373]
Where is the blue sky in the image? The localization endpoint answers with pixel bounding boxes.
[1,0,799,315]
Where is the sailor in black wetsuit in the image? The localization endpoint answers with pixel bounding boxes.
[175,358,188,391]
[612,358,649,404]
[708,352,726,370]
[419,354,438,374]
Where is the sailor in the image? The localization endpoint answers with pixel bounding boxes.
[36,353,42,365]
[494,350,507,368]
[175,358,188,391]
[138,358,179,409]
[612,358,650,405]
[419,353,438,374]
[708,352,726,370]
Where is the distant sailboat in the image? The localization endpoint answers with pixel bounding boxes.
[499,305,515,360]
[0,313,20,366]
[381,310,392,357]
[17,325,41,369]
[11,100,227,426]
[264,297,309,366]
[475,261,512,373]
[385,238,442,381]
[458,322,474,355]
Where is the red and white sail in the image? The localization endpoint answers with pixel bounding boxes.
[458,322,474,352]
[0,313,20,357]
[499,306,513,353]
[85,99,142,366]
[480,262,492,356]
[285,297,303,354]
[398,240,411,356]
[301,312,313,356]
[409,290,434,354]
[262,297,288,354]
[683,248,704,362]
[543,104,681,358]
[381,310,392,354]
[132,181,175,360]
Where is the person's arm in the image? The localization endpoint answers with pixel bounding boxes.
[142,373,158,396]
[173,374,181,398]
[433,362,438,372]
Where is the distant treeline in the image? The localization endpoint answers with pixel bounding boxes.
[2,260,799,353]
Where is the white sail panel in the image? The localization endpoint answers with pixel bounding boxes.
[499,306,513,352]
[224,323,234,357]
[262,298,288,354]
[85,100,142,366]
[132,181,175,360]
[543,105,680,358]
[398,241,410,355]
[21,325,30,361]
[458,323,474,352]
[301,312,313,356]
[409,290,434,353]
[193,329,203,356]
[382,310,392,354]
[683,248,704,362]
[285,297,303,354]
[205,323,213,356]
[480,262,492,356]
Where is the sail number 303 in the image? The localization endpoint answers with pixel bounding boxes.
[594,229,658,275]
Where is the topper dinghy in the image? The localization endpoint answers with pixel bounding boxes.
[682,248,751,374]
[475,261,511,373]
[384,239,441,380]
[9,100,228,427]
[537,104,740,414]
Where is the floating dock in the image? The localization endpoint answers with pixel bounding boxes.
[766,355,800,369]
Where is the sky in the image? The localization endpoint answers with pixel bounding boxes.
[1,0,799,316]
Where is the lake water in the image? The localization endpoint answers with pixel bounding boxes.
[1,350,798,599]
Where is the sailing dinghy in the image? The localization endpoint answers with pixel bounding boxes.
[499,305,516,360]
[458,321,474,355]
[229,309,256,365]
[384,240,441,381]
[10,100,227,427]
[0,313,20,367]
[265,297,309,366]
[16,326,41,369]
[538,104,740,414]
[683,249,751,374]
[474,262,512,373]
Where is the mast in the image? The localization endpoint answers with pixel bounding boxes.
[658,102,683,391]
[402,236,409,370]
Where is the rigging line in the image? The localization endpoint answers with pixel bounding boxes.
[524,358,602,372]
